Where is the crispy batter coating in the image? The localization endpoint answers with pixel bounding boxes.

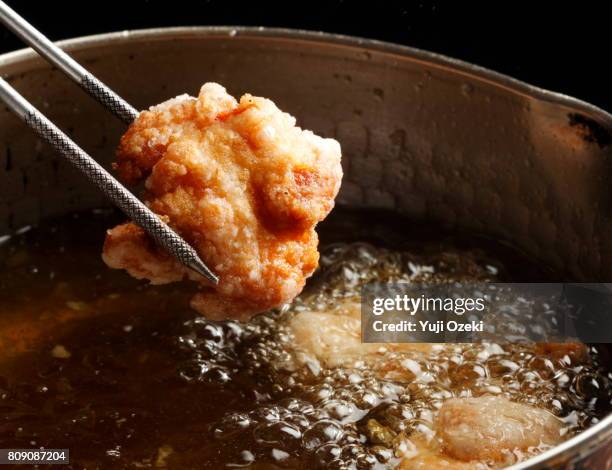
[289,300,433,368]
[102,83,342,320]
[287,300,565,468]
[400,397,562,469]
[436,396,562,463]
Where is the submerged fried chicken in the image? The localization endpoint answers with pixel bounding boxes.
[435,396,562,463]
[401,396,562,469]
[289,300,433,368]
[287,299,565,468]
[102,83,342,320]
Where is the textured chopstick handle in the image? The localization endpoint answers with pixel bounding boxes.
[0,76,217,284]
[0,2,218,282]
[80,75,138,125]
[24,109,217,283]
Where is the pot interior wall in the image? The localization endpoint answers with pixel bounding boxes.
[1,29,612,277]
[2,28,612,470]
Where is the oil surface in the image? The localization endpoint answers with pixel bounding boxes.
[0,209,610,469]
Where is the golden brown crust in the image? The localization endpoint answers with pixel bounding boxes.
[436,396,562,463]
[103,83,342,320]
[102,223,190,285]
[534,342,588,361]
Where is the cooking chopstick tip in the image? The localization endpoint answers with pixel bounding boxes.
[189,256,219,285]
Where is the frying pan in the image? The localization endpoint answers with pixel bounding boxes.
[0,27,611,468]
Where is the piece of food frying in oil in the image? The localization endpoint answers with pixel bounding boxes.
[1,211,611,469]
[102,83,343,321]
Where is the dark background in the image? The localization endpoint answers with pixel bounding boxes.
[1,1,610,111]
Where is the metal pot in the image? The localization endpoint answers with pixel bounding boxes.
[0,27,611,469]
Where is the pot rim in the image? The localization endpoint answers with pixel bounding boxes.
[2,25,611,126]
[1,26,610,468]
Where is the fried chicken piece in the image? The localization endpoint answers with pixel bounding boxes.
[399,438,479,470]
[401,396,563,469]
[400,455,478,470]
[102,83,342,320]
[534,342,588,362]
[435,396,563,464]
[288,300,433,369]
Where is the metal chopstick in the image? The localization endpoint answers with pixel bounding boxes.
[0,1,136,124]
[0,77,218,284]
[0,2,218,283]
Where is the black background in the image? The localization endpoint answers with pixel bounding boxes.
[1,1,610,111]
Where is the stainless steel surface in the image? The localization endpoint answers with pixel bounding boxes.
[0,26,611,468]
[0,76,217,284]
[0,1,137,123]
[0,75,26,119]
